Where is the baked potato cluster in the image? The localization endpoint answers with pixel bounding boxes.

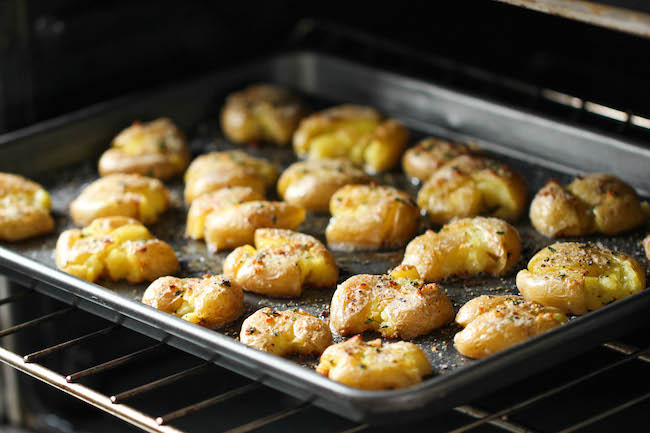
[0,173,54,241]
[402,137,473,183]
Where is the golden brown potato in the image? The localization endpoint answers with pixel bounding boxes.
[240,308,332,356]
[98,118,190,180]
[184,151,278,203]
[516,242,646,315]
[530,174,649,237]
[277,159,370,212]
[454,298,567,359]
[316,335,431,390]
[401,217,521,282]
[55,216,179,283]
[293,105,409,173]
[326,184,419,251]
[455,294,524,327]
[70,174,169,226]
[644,235,650,259]
[220,84,306,145]
[0,173,54,241]
[329,265,453,339]
[142,274,244,328]
[417,155,527,225]
[223,229,337,297]
[402,137,472,183]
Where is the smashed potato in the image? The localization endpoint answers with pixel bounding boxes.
[223,229,337,297]
[293,105,409,173]
[516,242,646,315]
[417,155,527,225]
[329,265,453,339]
[326,184,419,251]
[401,217,521,282]
[402,137,472,183]
[55,216,179,283]
[70,174,169,226]
[644,235,650,259]
[277,159,370,212]
[530,174,649,237]
[142,274,244,328]
[184,151,278,203]
[454,298,567,359]
[221,84,306,145]
[98,118,190,179]
[316,335,431,390]
[240,308,332,356]
[0,173,54,241]
[455,294,524,327]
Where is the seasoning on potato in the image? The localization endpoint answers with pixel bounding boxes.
[98,118,190,180]
[240,308,332,356]
[0,173,54,241]
[516,242,646,315]
[455,294,524,327]
[401,217,521,282]
[402,137,473,183]
[142,274,244,328]
[56,216,179,283]
[293,104,409,173]
[316,335,432,390]
[223,229,337,297]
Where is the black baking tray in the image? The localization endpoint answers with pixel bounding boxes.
[0,51,648,424]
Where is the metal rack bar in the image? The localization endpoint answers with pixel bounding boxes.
[603,341,650,363]
[24,324,120,362]
[0,306,75,338]
[338,425,368,433]
[453,406,536,433]
[222,403,311,433]
[0,289,33,306]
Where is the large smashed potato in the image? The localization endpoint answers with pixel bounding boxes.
[316,335,431,390]
[417,155,527,225]
[142,274,244,328]
[402,137,472,183]
[98,118,190,180]
[454,297,567,359]
[0,173,54,241]
[401,217,521,281]
[277,159,370,212]
[184,150,278,204]
[293,105,409,173]
[223,229,337,297]
[240,308,332,356]
[326,184,419,251]
[530,174,650,237]
[516,242,646,315]
[221,84,306,145]
[330,265,453,339]
[70,174,169,226]
[55,216,179,283]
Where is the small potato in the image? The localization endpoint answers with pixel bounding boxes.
[0,173,54,241]
[455,294,524,327]
[142,274,244,328]
[184,151,278,203]
[223,229,337,297]
[529,180,593,237]
[70,174,170,226]
[326,184,419,251]
[293,105,409,173]
[221,84,306,145]
[402,137,472,183]
[329,265,453,340]
[417,155,527,225]
[56,216,179,283]
[98,118,190,180]
[454,298,567,359]
[644,235,650,259]
[516,242,646,315]
[401,217,521,282]
[316,335,431,390]
[277,159,370,212]
[240,308,332,356]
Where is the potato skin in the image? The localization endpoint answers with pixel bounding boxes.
[316,335,431,390]
[516,242,646,315]
[240,308,332,356]
[220,84,306,145]
[330,265,453,340]
[326,184,419,251]
[293,105,409,173]
[142,274,244,328]
[402,217,521,282]
[455,294,524,327]
[0,173,54,241]
[98,118,190,180]
[223,229,337,297]
[644,235,650,260]
[277,159,370,212]
[402,137,472,183]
